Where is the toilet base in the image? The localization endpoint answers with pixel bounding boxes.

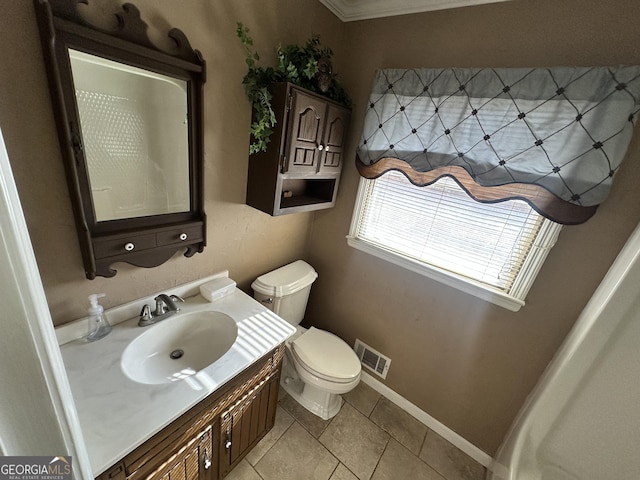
[280,355,343,420]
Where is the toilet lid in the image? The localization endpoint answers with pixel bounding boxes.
[292,327,361,380]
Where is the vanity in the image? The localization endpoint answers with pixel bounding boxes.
[56,273,295,480]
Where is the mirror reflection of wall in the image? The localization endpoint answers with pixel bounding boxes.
[69,49,190,222]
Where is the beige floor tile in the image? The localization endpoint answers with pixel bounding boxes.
[419,431,486,480]
[342,382,381,417]
[255,421,338,480]
[245,406,295,466]
[279,391,334,438]
[319,402,389,480]
[372,439,444,480]
[370,396,428,455]
[330,464,360,480]
[224,459,262,480]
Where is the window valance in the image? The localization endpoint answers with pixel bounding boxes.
[357,67,640,224]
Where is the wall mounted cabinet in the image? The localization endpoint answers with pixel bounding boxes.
[246,83,351,216]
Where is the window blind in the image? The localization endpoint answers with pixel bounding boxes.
[353,170,560,296]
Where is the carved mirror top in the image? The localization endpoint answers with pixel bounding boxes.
[43,0,204,66]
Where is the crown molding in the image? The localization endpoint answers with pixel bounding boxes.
[319,0,514,22]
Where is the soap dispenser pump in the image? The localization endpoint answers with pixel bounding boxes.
[86,293,112,342]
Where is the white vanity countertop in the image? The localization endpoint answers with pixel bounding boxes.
[58,286,295,477]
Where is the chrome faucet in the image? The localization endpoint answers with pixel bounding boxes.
[138,294,184,327]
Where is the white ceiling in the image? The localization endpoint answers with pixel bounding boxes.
[319,0,514,22]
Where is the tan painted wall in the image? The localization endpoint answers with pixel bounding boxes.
[0,0,345,324]
[3,0,640,461]
[305,0,640,455]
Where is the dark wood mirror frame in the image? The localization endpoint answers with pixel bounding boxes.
[34,0,206,279]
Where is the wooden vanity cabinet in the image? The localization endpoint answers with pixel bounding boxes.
[97,346,284,480]
[246,82,351,216]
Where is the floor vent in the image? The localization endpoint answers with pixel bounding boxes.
[354,339,391,379]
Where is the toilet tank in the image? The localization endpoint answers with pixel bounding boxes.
[251,260,318,326]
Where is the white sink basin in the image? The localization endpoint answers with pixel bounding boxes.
[121,311,238,385]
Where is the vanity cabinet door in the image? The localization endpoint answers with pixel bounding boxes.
[145,426,214,480]
[124,415,221,480]
[219,374,280,478]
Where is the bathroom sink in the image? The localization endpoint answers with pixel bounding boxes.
[121,311,238,385]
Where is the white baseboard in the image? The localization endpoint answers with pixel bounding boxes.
[360,372,493,468]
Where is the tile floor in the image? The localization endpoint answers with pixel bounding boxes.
[225,382,487,480]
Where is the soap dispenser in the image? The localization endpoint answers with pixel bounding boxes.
[86,293,112,342]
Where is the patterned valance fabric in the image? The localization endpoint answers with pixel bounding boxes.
[357,67,640,224]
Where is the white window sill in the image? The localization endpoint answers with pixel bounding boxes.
[346,236,525,312]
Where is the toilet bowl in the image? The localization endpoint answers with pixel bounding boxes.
[284,326,361,418]
[252,261,361,420]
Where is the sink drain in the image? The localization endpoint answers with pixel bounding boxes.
[169,349,184,360]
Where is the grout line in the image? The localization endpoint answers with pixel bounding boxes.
[417,426,430,459]
[320,436,342,479]
[340,462,360,480]
[327,460,339,479]
[369,434,391,480]
[248,407,296,469]
[368,392,383,419]
[360,372,493,468]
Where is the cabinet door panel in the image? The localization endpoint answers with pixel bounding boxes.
[319,104,350,172]
[220,375,279,478]
[285,90,327,174]
[146,426,213,480]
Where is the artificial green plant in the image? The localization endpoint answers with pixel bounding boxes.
[236,23,351,154]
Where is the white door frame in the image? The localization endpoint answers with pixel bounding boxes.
[0,128,92,480]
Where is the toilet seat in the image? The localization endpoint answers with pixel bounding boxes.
[292,327,361,382]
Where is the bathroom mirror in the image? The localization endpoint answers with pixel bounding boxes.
[34,0,206,279]
[69,49,191,222]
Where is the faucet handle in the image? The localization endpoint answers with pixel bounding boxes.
[140,304,152,318]
[139,304,153,326]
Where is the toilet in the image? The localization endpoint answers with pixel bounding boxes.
[252,260,361,420]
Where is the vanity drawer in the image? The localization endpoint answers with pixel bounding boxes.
[93,233,157,259]
[156,225,203,246]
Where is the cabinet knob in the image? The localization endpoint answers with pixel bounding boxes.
[225,440,232,449]
[124,242,135,251]
[318,144,324,151]
[179,233,188,241]
[203,456,211,470]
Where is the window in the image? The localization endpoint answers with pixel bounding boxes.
[347,171,562,311]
